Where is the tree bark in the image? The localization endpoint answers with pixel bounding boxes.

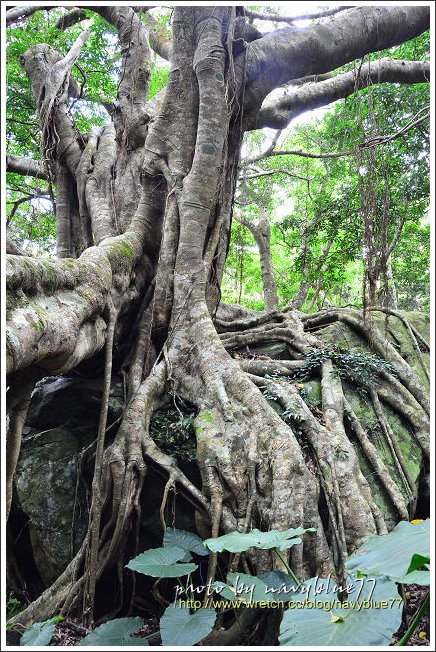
[5,5,430,635]
[235,206,279,311]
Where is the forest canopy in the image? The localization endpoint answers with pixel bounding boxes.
[4,3,431,647]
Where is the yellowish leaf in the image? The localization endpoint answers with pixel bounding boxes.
[330,614,345,623]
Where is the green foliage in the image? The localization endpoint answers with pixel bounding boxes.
[298,347,397,390]
[16,523,428,646]
[279,519,430,646]
[126,545,198,578]
[148,62,170,99]
[6,597,22,621]
[279,575,402,647]
[346,519,430,585]
[149,404,197,462]
[160,604,216,646]
[163,527,209,556]
[204,527,315,554]
[223,39,429,312]
[214,572,278,604]
[20,617,61,646]
[80,617,148,646]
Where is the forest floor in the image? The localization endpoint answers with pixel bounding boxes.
[391,585,430,646]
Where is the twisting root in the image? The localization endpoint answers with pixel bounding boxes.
[6,372,39,519]
[343,400,409,521]
[204,467,223,588]
[370,389,416,500]
[83,300,117,626]
[160,473,176,531]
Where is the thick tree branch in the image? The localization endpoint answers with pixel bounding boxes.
[6,183,155,376]
[55,8,87,31]
[21,28,93,175]
[244,6,351,25]
[244,6,430,120]
[6,154,48,180]
[253,58,430,130]
[92,7,152,146]
[6,5,51,25]
[143,11,172,61]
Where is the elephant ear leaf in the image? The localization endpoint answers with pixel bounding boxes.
[163,528,208,556]
[204,527,315,553]
[346,520,430,581]
[80,617,149,646]
[160,603,216,646]
[279,575,402,646]
[126,546,197,578]
[21,619,57,646]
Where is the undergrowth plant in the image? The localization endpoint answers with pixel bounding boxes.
[13,520,429,647]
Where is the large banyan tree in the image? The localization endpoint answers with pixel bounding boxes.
[6,4,430,639]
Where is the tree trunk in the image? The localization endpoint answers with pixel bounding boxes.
[236,206,279,311]
[5,5,430,638]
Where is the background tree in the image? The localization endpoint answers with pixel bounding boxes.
[5,5,430,642]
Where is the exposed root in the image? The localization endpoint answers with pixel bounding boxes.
[10,299,429,632]
[6,372,39,519]
[370,389,416,500]
[343,400,410,520]
[83,301,117,625]
[303,308,429,415]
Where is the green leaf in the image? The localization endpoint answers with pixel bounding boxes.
[395,570,430,586]
[258,570,299,598]
[160,603,216,646]
[406,553,430,574]
[346,520,430,581]
[213,572,297,605]
[279,575,402,646]
[226,573,279,604]
[20,620,56,646]
[80,617,148,646]
[204,527,314,553]
[126,546,197,578]
[163,528,208,556]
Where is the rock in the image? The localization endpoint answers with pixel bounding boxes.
[12,372,200,589]
[247,341,289,359]
[15,424,92,586]
[26,373,124,430]
[13,373,124,587]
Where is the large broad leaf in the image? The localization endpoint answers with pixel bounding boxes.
[204,527,314,553]
[279,575,402,646]
[163,528,208,556]
[160,603,216,646]
[80,617,148,646]
[346,520,430,581]
[395,570,430,585]
[258,570,300,600]
[126,546,197,578]
[212,573,274,604]
[21,620,56,646]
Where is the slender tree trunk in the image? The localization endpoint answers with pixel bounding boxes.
[236,206,279,311]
